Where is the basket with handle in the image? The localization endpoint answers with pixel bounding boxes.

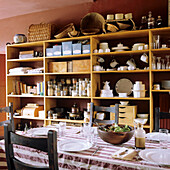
[28,22,56,42]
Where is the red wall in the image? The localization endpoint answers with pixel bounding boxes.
[0,54,6,136]
[0,0,168,53]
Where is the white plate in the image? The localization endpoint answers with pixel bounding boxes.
[139,149,170,165]
[27,127,58,136]
[59,139,92,152]
[112,46,129,51]
[146,132,170,142]
[115,78,133,95]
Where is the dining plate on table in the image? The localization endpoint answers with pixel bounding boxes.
[139,149,170,166]
[146,132,170,142]
[26,127,58,136]
[58,139,92,152]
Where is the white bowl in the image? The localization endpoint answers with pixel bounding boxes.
[118,93,127,97]
[120,101,129,105]
[137,114,149,118]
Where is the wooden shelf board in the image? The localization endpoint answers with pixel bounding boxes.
[13,116,44,120]
[92,97,150,100]
[152,90,170,92]
[45,35,90,43]
[143,125,150,128]
[46,118,85,123]
[45,72,90,75]
[93,70,149,73]
[45,96,91,99]
[7,41,44,47]
[151,48,170,52]
[45,54,90,59]
[92,50,149,56]
[7,58,44,62]
[7,95,44,98]
[7,73,44,76]
[151,69,170,72]
[92,29,149,40]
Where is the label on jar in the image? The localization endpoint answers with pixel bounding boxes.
[135,137,145,149]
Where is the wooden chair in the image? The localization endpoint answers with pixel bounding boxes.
[4,123,58,170]
[0,102,14,132]
[89,102,119,126]
[155,107,170,132]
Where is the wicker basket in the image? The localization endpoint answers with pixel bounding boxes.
[28,23,55,42]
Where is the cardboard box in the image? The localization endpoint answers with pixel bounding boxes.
[73,59,90,72]
[49,62,67,73]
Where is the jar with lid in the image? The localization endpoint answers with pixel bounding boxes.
[135,123,146,149]
[148,11,155,29]
[156,16,162,28]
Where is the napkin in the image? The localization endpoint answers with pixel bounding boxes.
[111,147,137,161]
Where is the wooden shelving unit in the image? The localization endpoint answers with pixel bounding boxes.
[6,27,170,132]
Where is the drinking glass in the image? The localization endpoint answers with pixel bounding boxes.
[161,58,165,69]
[159,129,169,149]
[59,122,66,137]
[166,55,170,69]
[157,57,161,69]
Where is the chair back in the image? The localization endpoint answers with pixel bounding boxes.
[155,107,170,131]
[0,102,14,131]
[89,102,119,126]
[4,123,58,170]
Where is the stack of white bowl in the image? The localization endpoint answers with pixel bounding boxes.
[133,81,146,98]
[99,42,109,52]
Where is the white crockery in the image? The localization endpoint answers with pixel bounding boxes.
[120,101,129,105]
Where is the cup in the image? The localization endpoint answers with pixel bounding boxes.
[138,46,144,50]
[120,66,128,70]
[161,44,167,48]
[140,53,148,63]
[59,122,66,137]
[105,48,110,52]
[126,58,136,67]
[94,65,102,71]
[153,84,160,90]
[93,49,98,53]
[110,59,118,68]
[128,66,136,70]
[159,129,169,149]
[144,44,149,50]
[98,49,104,53]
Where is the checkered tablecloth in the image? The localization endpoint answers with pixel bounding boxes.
[0,126,169,170]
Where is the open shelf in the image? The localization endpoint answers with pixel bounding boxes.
[7,57,44,62]
[92,97,150,100]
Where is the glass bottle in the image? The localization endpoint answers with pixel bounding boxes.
[148,11,155,29]
[139,16,147,30]
[166,55,170,69]
[24,123,28,133]
[157,57,161,69]
[161,58,165,69]
[135,123,146,149]
[156,16,163,28]
[152,56,156,69]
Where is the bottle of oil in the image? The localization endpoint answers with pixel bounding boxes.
[135,123,146,149]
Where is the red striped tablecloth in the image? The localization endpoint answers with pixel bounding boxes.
[0,126,169,170]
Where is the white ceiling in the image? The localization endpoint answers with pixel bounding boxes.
[0,0,93,20]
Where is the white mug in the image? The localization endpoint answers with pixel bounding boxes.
[105,48,110,52]
[94,65,102,71]
[110,59,118,68]
[138,46,144,50]
[140,53,148,63]
[98,49,104,53]
[120,66,128,70]
[128,66,136,70]
[93,49,98,53]
[126,58,136,67]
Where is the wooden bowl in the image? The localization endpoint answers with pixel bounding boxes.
[97,125,134,145]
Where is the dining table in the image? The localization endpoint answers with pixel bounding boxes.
[0,125,170,170]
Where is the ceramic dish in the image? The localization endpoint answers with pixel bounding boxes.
[111,46,129,51]
[58,139,92,152]
[139,149,170,166]
[115,78,133,95]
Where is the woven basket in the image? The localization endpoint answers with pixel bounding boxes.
[28,23,55,42]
